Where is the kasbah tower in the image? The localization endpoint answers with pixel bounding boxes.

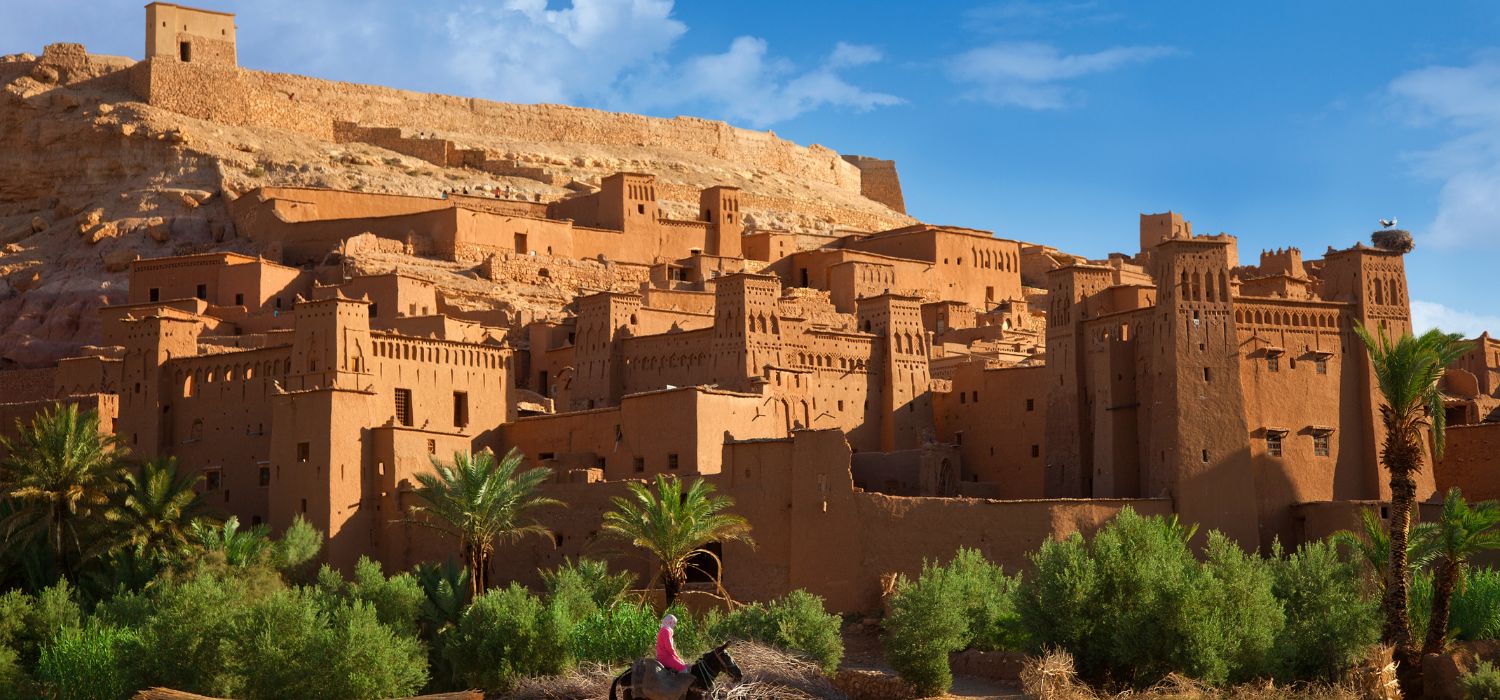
[3,2,1498,613]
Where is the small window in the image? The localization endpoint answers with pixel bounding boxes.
[426,439,436,454]
[195,284,207,300]
[370,303,378,318]
[234,293,244,306]
[960,393,966,404]
[453,391,469,428]
[633,457,645,473]
[668,453,679,470]
[514,233,528,254]
[955,431,963,445]
[259,466,271,487]
[1026,398,1034,411]
[1314,433,1330,457]
[149,288,160,302]
[179,41,191,62]
[1201,449,1210,463]
[1203,367,1211,382]
[297,442,310,462]
[1267,356,1279,372]
[637,204,646,215]
[395,388,413,426]
[275,297,283,309]
[1267,434,1283,457]
[1031,444,1040,458]
[300,498,308,514]
[204,469,221,491]
[972,391,979,403]
[1316,358,1328,374]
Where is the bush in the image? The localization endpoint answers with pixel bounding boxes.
[234,590,427,700]
[945,548,1024,652]
[122,572,250,696]
[35,623,138,700]
[542,558,635,622]
[569,601,658,666]
[1452,568,1500,641]
[446,584,570,691]
[1269,539,1379,680]
[0,646,35,700]
[1017,509,1284,687]
[709,590,843,674]
[883,560,970,696]
[1465,660,1500,700]
[342,557,426,636]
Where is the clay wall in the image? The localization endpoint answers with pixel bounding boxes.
[488,430,1172,612]
[0,367,59,403]
[0,393,119,461]
[496,387,783,480]
[1436,422,1500,503]
[132,61,864,193]
[841,155,906,214]
[933,363,1048,496]
[128,253,309,312]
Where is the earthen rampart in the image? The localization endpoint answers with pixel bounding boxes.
[131,60,864,193]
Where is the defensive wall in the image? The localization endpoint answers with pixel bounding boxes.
[494,429,1171,612]
[128,59,866,194]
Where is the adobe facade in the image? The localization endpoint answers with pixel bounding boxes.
[1,3,1493,612]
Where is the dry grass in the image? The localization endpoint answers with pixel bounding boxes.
[1016,650,1383,700]
[500,643,845,700]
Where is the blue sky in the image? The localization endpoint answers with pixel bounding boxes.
[6,1,1500,335]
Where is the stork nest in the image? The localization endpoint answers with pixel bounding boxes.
[1371,229,1414,254]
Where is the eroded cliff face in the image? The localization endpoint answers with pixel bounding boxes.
[0,46,914,367]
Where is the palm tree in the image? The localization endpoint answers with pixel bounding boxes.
[405,448,558,597]
[189,515,272,566]
[1332,507,1436,595]
[1355,323,1468,683]
[109,457,214,563]
[0,404,127,580]
[1412,488,1500,654]
[601,474,754,607]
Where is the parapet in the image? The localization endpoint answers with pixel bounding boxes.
[842,155,907,214]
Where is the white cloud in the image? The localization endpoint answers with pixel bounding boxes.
[628,38,902,127]
[439,1,899,127]
[444,0,687,105]
[1389,55,1500,248]
[1411,299,1500,338]
[947,42,1176,109]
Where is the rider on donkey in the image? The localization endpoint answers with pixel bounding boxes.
[656,614,689,674]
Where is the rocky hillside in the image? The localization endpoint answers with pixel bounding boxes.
[0,45,914,367]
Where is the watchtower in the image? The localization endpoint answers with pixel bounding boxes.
[145,3,237,67]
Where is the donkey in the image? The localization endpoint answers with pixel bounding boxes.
[609,642,743,700]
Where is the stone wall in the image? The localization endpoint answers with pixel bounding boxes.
[131,59,864,193]
[841,155,906,214]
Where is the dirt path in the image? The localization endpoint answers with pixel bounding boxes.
[840,621,1025,699]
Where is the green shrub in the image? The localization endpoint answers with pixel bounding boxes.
[445,584,569,691]
[1017,509,1283,687]
[1450,567,1500,641]
[344,557,426,636]
[542,558,635,623]
[946,548,1025,652]
[1269,539,1379,680]
[883,560,970,696]
[234,590,427,700]
[32,581,82,643]
[122,572,253,696]
[709,590,843,673]
[1465,660,1500,700]
[271,515,324,582]
[35,623,138,700]
[0,645,35,700]
[569,601,658,666]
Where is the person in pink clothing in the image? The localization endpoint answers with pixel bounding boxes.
[655,613,690,673]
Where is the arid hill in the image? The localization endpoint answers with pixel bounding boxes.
[0,43,913,367]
